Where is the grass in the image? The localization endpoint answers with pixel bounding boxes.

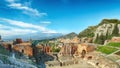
[97,46,118,54]
[107,42,120,48]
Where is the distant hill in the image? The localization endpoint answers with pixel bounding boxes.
[78,19,120,44]
[59,32,78,39]
[3,32,63,41]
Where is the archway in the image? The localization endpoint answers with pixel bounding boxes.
[81,50,86,58]
[8,44,12,52]
[21,49,24,53]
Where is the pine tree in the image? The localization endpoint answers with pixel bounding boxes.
[97,33,106,44]
[112,24,119,36]
[106,30,112,40]
[94,34,99,44]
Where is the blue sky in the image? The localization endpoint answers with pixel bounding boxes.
[0,0,120,37]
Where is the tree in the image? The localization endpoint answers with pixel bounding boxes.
[99,34,106,44]
[51,43,60,52]
[106,30,112,40]
[112,24,119,36]
[94,34,99,43]
[94,33,106,44]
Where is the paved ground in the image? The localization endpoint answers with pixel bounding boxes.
[47,60,95,68]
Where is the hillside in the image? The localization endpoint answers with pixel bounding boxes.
[59,32,78,39]
[3,33,63,41]
[98,19,120,26]
[78,19,120,44]
[78,26,97,38]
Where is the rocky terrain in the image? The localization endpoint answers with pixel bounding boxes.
[78,19,120,44]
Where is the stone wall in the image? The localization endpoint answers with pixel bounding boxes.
[13,42,33,56]
[58,43,77,57]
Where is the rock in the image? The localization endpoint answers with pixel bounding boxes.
[0,60,3,64]
[94,23,115,41]
[8,57,37,68]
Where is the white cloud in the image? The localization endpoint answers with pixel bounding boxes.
[0,24,38,36]
[6,0,47,16]
[0,29,37,36]
[0,24,12,29]
[0,18,57,37]
[0,18,46,31]
[8,3,40,16]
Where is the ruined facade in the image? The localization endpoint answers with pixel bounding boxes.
[58,43,96,57]
[36,44,52,54]
[15,38,23,44]
[74,43,96,58]
[13,42,33,56]
[58,43,77,56]
[1,42,13,52]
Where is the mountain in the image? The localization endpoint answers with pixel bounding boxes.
[78,19,120,44]
[59,32,78,39]
[2,32,63,41]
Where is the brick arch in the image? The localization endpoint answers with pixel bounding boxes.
[81,49,86,58]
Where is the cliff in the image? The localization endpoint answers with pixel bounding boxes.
[78,19,120,44]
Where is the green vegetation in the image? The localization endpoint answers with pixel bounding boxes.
[97,46,118,54]
[0,45,10,56]
[98,19,120,26]
[32,39,50,47]
[78,26,96,38]
[79,19,120,39]
[0,55,10,64]
[105,30,112,40]
[78,19,120,44]
[0,45,11,64]
[50,43,60,52]
[95,23,120,44]
[107,42,120,48]
[52,48,60,52]
[94,34,106,44]
[60,32,77,39]
[97,42,120,54]
[112,24,119,36]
